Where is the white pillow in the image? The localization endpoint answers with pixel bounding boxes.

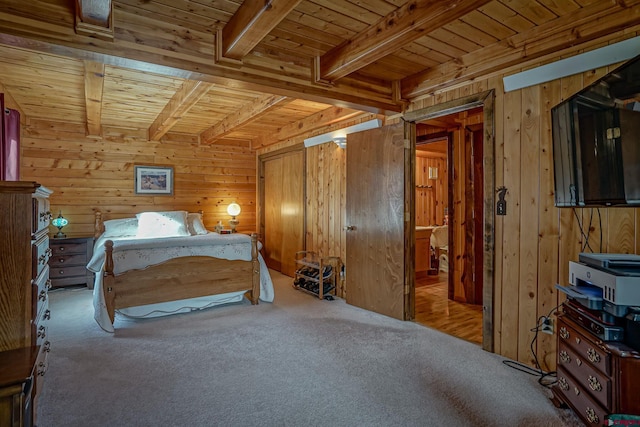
[187,212,208,235]
[135,211,190,238]
[103,218,138,237]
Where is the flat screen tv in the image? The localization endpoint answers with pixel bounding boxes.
[552,54,640,207]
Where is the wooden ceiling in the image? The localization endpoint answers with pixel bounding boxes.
[0,0,638,148]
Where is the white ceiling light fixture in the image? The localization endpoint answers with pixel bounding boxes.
[503,36,640,92]
[303,118,382,149]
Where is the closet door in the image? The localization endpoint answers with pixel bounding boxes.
[262,150,304,277]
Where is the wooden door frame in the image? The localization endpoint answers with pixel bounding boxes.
[257,144,307,257]
[403,90,495,352]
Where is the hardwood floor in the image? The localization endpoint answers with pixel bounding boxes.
[414,273,483,345]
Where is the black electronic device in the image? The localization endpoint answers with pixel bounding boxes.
[551,53,640,207]
[562,299,625,342]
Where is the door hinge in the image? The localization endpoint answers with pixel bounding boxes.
[405,211,410,221]
[404,139,411,149]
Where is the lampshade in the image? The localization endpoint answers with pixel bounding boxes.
[227,203,241,217]
[51,211,68,239]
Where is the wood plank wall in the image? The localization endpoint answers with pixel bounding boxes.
[415,151,447,226]
[408,69,640,371]
[259,46,640,371]
[19,118,257,237]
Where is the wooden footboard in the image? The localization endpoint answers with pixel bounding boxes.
[102,234,261,325]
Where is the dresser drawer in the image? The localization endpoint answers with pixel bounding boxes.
[34,342,50,409]
[558,317,611,376]
[32,265,50,323]
[50,241,87,256]
[32,235,51,279]
[558,340,611,409]
[557,367,608,426]
[49,265,88,279]
[32,195,51,235]
[49,253,88,267]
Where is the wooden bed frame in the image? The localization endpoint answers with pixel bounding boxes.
[94,211,260,325]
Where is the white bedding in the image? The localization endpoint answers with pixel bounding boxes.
[88,232,274,332]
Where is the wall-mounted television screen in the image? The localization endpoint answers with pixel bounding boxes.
[552,54,640,207]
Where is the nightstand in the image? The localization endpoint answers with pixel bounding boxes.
[48,236,94,289]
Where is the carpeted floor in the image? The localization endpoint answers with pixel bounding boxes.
[37,270,582,427]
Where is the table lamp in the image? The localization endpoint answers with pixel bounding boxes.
[51,211,68,238]
[227,202,241,233]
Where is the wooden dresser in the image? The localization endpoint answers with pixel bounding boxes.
[0,181,52,427]
[49,237,94,289]
[552,314,640,425]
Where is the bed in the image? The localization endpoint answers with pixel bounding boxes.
[87,210,275,332]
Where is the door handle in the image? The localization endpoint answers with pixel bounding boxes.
[344,225,357,231]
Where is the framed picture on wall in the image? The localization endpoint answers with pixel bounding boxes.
[134,165,174,195]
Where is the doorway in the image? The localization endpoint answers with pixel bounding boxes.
[404,90,495,352]
[413,108,484,345]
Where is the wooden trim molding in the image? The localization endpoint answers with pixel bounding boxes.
[404,90,495,352]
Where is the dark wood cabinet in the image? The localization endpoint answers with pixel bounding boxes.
[0,181,52,427]
[48,237,94,289]
[552,314,640,425]
[0,346,41,427]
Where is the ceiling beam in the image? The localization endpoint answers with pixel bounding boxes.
[83,60,105,137]
[219,0,301,62]
[401,0,640,98]
[254,106,363,148]
[200,94,291,144]
[0,0,401,113]
[75,0,113,41]
[149,80,212,141]
[315,0,492,83]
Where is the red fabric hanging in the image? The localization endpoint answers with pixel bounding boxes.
[1,93,21,181]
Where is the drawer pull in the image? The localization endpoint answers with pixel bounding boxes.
[576,358,582,367]
[588,375,602,392]
[39,290,47,301]
[59,246,65,252]
[58,270,64,275]
[44,309,51,320]
[46,279,52,290]
[574,387,580,396]
[46,247,52,257]
[575,337,581,345]
[58,258,65,263]
[37,362,47,376]
[39,254,47,264]
[40,211,52,220]
[37,325,46,339]
[559,350,571,364]
[585,407,599,424]
[560,327,569,340]
[587,348,600,363]
[558,377,569,391]
[44,341,51,352]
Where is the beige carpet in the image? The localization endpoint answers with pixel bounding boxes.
[38,270,582,427]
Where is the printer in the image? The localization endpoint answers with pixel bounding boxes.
[557,253,640,347]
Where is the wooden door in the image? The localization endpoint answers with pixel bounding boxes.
[262,150,304,277]
[345,123,409,320]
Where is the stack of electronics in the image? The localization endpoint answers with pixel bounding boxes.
[556,253,640,351]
